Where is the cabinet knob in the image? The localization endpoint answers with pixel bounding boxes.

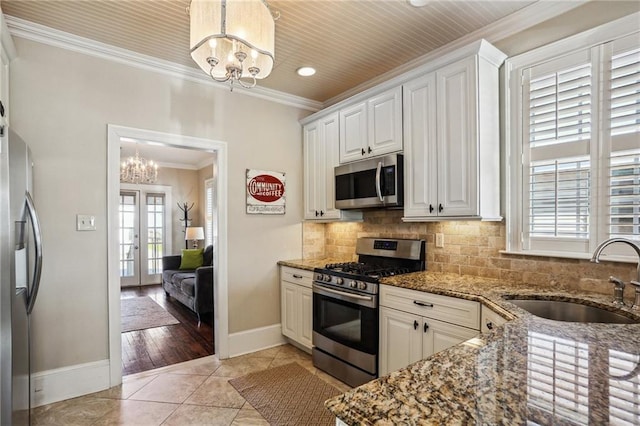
[320,210,324,216]
[413,320,419,330]
[424,322,429,333]
[486,321,494,330]
[361,148,366,155]
[315,210,319,217]
[367,146,372,153]
[438,204,444,213]
[429,204,434,213]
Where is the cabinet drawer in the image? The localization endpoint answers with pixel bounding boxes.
[380,284,480,330]
[280,266,314,288]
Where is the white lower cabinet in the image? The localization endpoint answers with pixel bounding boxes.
[480,305,508,333]
[379,284,480,376]
[280,266,313,351]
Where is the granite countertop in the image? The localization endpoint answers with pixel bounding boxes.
[321,270,640,425]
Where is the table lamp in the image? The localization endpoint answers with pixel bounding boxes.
[185,226,205,249]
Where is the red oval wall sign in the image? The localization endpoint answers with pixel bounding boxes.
[247,174,285,203]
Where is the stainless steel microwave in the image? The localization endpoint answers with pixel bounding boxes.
[335,153,403,209]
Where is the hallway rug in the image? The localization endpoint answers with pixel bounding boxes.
[121,296,179,332]
[229,362,341,425]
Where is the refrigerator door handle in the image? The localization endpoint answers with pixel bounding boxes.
[24,191,43,315]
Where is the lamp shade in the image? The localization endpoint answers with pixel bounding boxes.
[185,226,205,241]
[190,0,275,80]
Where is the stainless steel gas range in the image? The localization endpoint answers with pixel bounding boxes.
[312,238,426,387]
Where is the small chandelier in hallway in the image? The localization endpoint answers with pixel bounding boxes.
[120,150,158,184]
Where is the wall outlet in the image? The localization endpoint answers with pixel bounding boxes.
[76,214,96,231]
[435,233,444,248]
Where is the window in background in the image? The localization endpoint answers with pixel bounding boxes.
[506,24,639,260]
[205,178,215,247]
[146,193,165,275]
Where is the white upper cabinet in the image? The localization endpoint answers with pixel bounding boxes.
[339,102,367,163]
[304,113,362,221]
[339,86,402,163]
[403,42,505,221]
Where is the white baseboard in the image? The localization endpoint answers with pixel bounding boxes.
[228,323,286,358]
[32,359,111,407]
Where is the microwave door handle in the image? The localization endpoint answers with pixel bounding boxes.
[375,161,383,202]
[25,192,43,315]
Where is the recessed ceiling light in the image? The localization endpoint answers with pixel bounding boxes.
[296,67,316,77]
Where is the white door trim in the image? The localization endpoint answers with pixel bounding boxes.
[107,124,229,387]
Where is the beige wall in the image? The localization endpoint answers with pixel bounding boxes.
[152,166,201,254]
[11,37,306,372]
[303,211,637,300]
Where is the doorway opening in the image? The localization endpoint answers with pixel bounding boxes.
[107,125,229,384]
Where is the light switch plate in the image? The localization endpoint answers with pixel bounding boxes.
[77,214,96,231]
[435,233,444,248]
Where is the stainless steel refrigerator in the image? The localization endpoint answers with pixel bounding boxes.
[1,128,43,425]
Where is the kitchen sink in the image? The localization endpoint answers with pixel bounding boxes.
[506,298,640,324]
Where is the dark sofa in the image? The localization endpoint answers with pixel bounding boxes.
[162,245,214,322]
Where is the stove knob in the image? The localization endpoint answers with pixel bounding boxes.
[316,273,323,281]
[336,277,344,285]
[358,282,367,290]
[349,281,357,289]
[323,274,331,282]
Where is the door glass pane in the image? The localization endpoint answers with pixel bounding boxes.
[146,194,165,274]
[119,193,136,277]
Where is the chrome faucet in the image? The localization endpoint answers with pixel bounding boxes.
[591,238,640,310]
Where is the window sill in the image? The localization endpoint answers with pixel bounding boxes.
[499,250,638,264]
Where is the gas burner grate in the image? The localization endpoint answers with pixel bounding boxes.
[324,263,412,278]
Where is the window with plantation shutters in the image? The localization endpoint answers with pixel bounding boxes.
[522,51,594,254]
[205,178,215,247]
[507,23,640,260]
[608,43,640,242]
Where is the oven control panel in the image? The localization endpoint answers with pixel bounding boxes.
[373,240,398,251]
[314,273,377,295]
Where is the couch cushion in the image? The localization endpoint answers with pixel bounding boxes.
[180,278,196,297]
[180,248,204,270]
[163,270,190,285]
[203,245,214,266]
[171,272,195,287]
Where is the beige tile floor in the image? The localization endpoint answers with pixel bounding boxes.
[32,344,352,425]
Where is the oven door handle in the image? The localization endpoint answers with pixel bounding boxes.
[315,284,373,301]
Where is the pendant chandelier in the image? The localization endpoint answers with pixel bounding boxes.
[120,150,158,184]
[189,0,276,91]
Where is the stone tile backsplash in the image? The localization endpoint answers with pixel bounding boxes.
[302,210,637,299]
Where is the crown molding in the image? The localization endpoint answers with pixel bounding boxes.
[0,10,17,60]
[155,161,199,171]
[323,0,589,107]
[4,16,323,112]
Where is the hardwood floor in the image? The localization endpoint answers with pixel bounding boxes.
[120,284,214,376]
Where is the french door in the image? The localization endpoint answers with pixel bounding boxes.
[119,186,171,287]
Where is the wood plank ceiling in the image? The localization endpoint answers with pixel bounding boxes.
[1,0,534,102]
